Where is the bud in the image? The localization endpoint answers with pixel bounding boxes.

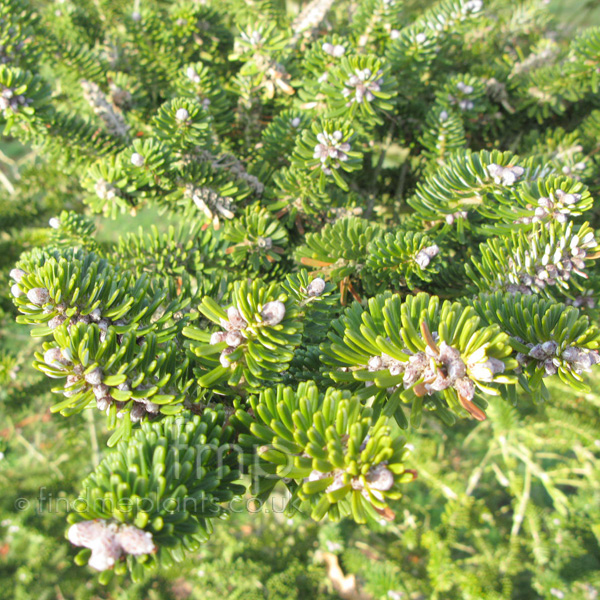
[325,470,346,493]
[96,396,111,411]
[130,152,145,167]
[226,330,244,347]
[61,378,77,398]
[415,250,431,269]
[306,277,326,297]
[543,359,557,376]
[541,341,558,356]
[48,315,66,329]
[368,355,384,371]
[9,268,26,282]
[227,306,247,330]
[366,464,394,491]
[210,331,227,345]
[422,244,440,258]
[84,367,103,385]
[115,524,156,555]
[403,352,428,387]
[27,287,50,306]
[332,44,346,57]
[528,344,547,360]
[488,357,505,374]
[454,377,475,401]
[143,400,159,413]
[93,384,110,399]
[175,108,189,121]
[130,402,146,422]
[44,347,68,367]
[220,347,234,368]
[68,520,107,547]
[260,300,286,326]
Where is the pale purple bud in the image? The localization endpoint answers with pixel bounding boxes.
[260,301,286,326]
[27,287,50,306]
[307,277,326,297]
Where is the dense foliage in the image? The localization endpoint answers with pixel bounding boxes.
[2,0,600,598]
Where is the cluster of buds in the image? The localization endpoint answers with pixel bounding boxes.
[212,301,287,367]
[213,306,248,368]
[531,189,581,224]
[368,353,405,378]
[414,244,440,269]
[68,520,155,571]
[445,210,468,225]
[10,270,115,340]
[365,324,503,421]
[513,46,559,76]
[561,161,586,177]
[322,42,345,57]
[0,41,26,65]
[410,323,503,420]
[59,358,158,420]
[305,462,396,502]
[0,85,31,115]
[428,0,481,33]
[342,68,384,105]
[517,189,583,225]
[516,340,600,377]
[239,28,264,49]
[505,228,596,294]
[454,81,475,110]
[462,0,483,14]
[10,271,163,421]
[94,178,120,203]
[186,66,202,84]
[313,130,351,175]
[184,69,212,108]
[8,267,28,300]
[184,184,235,224]
[487,163,525,186]
[10,270,113,339]
[566,292,596,310]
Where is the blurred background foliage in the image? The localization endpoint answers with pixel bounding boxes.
[2,0,600,599]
